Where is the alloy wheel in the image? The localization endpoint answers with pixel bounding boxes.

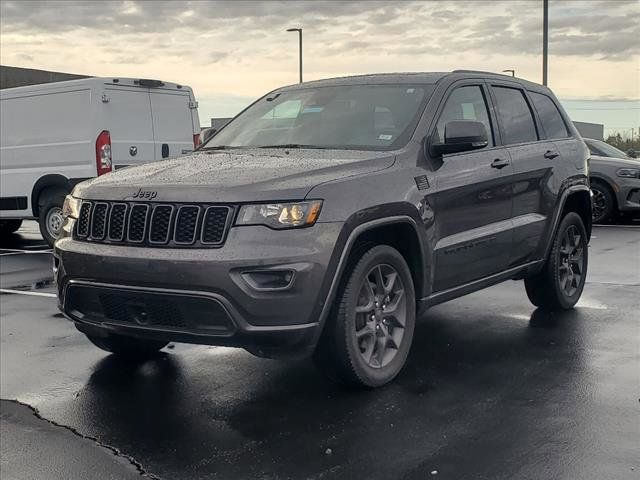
[558,225,585,297]
[354,264,407,369]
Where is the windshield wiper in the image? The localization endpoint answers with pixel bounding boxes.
[257,144,328,149]
[199,145,239,151]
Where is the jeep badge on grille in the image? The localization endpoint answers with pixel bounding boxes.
[129,188,157,200]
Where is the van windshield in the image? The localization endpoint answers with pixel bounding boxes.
[203,84,434,151]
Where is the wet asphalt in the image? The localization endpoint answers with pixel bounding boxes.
[0,221,638,480]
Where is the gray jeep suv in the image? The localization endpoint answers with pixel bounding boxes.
[584,138,640,223]
[55,71,591,387]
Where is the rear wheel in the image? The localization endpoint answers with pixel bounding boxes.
[0,219,22,235]
[86,334,168,358]
[524,212,588,310]
[590,180,615,224]
[38,188,67,246]
[314,244,416,388]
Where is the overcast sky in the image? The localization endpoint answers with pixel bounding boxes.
[1,0,638,134]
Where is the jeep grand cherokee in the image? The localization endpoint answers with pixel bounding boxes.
[55,71,591,387]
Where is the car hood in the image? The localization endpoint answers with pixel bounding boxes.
[74,148,395,203]
[589,154,639,169]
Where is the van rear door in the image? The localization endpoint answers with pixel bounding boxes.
[149,90,196,160]
[104,86,155,168]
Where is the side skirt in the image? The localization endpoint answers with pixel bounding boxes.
[419,260,544,310]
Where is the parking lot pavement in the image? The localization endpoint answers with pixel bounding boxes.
[1,224,638,479]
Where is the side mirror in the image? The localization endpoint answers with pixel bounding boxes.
[431,120,489,156]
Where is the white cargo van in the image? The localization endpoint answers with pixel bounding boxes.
[0,77,201,245]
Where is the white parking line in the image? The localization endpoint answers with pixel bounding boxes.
[0,288,57,298]
[0,248,52,255]
[593,224,640,229]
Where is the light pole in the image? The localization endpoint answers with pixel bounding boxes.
[502,69,515,77]
[543,0,548,85]
[286,27,303,83]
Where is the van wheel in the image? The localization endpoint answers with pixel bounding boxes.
[86,334,168,358]
[524,212,588,310]
[38,188,67,246]
[0,219,22,235]
[314,244,416,388]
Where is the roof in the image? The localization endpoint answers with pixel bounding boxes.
[278,70,546,91]
[1,76,191,96]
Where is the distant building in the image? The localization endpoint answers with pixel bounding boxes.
[211,117,233,130]
[573,121,604,140]
[0,65,91,89]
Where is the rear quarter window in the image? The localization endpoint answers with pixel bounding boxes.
[530,92,569,139]
[492,86,538,145]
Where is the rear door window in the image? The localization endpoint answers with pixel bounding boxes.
[529,92,569,139]
[435,85,494,147]
[492,86,538,145]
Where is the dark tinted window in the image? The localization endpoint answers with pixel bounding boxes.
[436,85,494,147]
[492,86,538,145]
[530,92,569,139]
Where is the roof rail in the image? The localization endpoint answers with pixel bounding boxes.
[451,69,508,76]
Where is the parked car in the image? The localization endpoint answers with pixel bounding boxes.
[0,77,200,245]
[584,138,640,223]
[55,71,591,387]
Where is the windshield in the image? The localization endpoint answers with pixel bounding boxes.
[203,84,434,151]
[584,139,629,159]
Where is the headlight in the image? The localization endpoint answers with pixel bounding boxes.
[236,200,322,229]
[616,168,640,179]
[62,195,82,219]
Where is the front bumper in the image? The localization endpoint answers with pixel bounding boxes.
[615,178,640,213]
[55,222,343,357]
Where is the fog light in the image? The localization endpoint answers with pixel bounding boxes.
[241,269,295,291]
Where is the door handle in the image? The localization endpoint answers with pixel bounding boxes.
[544,150,559,159]
[491,158,510,169]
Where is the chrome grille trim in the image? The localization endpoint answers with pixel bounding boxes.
[201,206,232,245]
[126,204,150,243]
[173,205,201,245]
[74,201,232,248]
[148,204,174,245]
[107,203,128,241]
[90,202,109,240]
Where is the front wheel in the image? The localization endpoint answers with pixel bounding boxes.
[86,334,168,358]
[314,244,416,388]
[590,180,614,224]
[524,212,588,310]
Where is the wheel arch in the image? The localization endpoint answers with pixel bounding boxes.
[31,174,70,217]
[542,185,592,260]
[314,206,431,345]
[589,175,619,210]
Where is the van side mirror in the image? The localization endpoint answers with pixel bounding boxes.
[430,120,489,156]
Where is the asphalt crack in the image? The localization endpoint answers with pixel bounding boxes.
[3,398,160,479]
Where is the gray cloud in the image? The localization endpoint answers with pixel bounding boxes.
[1,0,638,62]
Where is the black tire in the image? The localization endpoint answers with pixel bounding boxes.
[38,188,67,246]
[86,334,168,358]
[314,244,416,388]
[0,219,22,235]
[524,212,588,310]
[590,180,615,224]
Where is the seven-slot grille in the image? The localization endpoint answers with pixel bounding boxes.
[75,201,232,248]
